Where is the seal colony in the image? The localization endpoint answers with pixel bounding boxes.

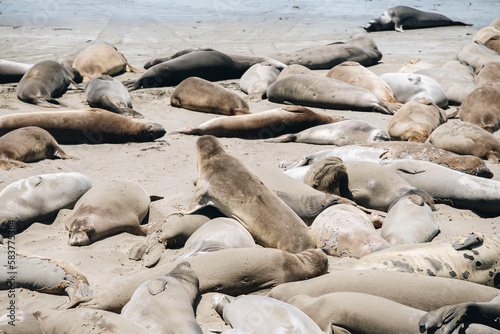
[1,3,499,333]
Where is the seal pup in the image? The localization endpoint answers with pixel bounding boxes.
[266,119,390,145]
[427,121,500,163]
[0,172,92,233]
[176,106,343,139]
[16,60,78,107]
[0,108,166,144]
[267,74,394,114]
[387,98,448,142]
[72,42,142,83]
[182,135,316,253]
[170,76,250,115]
[459,82,500,133]
[212,294,324,334]
[0,126,77,170]
[85,75,143,118]
[121,262,202,333]
[364,6,471,32]
[0,59,33,83]
[239,62,280,101]
[64,180,159,246]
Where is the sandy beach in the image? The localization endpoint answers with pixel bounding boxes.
[1,0,500,332]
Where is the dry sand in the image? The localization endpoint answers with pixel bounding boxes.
[0,0,499,332]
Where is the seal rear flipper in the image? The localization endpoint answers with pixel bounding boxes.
[174,127,201,135]
[373,102,394,115]
[327,323,352,334]
[119,107,144,119]
[486,151,500,164]
[53,146,79,160]
[123,79,141,91]
[452,232,484,250]
[264,133,297,143]
[27,97,63,108]
[0,158,30,170]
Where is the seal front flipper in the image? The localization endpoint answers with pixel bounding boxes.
[452,232,484,250]
[147,278,168,295]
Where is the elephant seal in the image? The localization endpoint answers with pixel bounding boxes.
[415,67,477,105]
[456,42,500,70]
[384,160,500,215]
[16,60,78,108]
[239,62,280,101]
[85,75,143,118]
[0,108,166,144]
[0,310,42,334]
[326,61,402,109]
[0,126,77,170]
[182,135,316,253]
[354,232,500,287]
[64,180,157,246]
[0,59,33,83]
[459,82,500,133]
[266,119,390,145]
[79,248,327,312]
[380,195,438,246]
[441,60,475,81]
[310,204,390,258]
[180,217,256,259]
[125,50,248,91]
[0,172,92,233]
[267,74,394,114]
[427,121,500,163]
[176,106,343,139]
[212,294,323,334]
[475,62,500,86]
[364,6,471,32]
[170,77,250,115]
[121,262,202,333]
[474,26,500,45]
[380,73,448,108]
[387,98,448,142]
[276,64,312,81]
[0,247,92,307]
[72,42,142,83]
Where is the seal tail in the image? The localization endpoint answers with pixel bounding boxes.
[123,79,141,91]
[119,107,144,119]
[173,127,201,135]
[264,133,297,143]
[373,102,394,115]
[26,96,63,108]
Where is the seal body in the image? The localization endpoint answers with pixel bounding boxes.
[64,180,152,246]
[456,42,500,70]
[170,76,250,115]
[0,126,77,170]
[459,82,500,133]
[239,62,280,101]
[267,74,393,114]
[85,75,142,118]
[0,59,33,83]
[474,62,500,86]
[276,64,312,81]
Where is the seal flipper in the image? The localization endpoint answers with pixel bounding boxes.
[452,232,484,250]
[148,278,168,295]
[264,133,297,143]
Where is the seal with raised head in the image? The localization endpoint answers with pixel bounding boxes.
[176,105,343,139]
[0,126,77,170]
[85,75,143,118]
[170,76,250,115]
[459,82,500,133]
[364,6,471,32]
[121,262,202,333]
[0,108,166,144]
[16,60,78,108]
[267,74,394,114]
[239,62,280,101]
[64,180,158,246]
[0,59,33,83]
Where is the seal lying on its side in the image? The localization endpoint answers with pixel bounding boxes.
[0,59,33,83]
[459,82,500,134]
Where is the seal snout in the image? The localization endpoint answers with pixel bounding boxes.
[145,123,166,140]
[68,230,90,246]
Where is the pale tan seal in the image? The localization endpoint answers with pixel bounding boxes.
[474,62,500,86]
[474,26,500,53]
[0,126,77,170]
[398,58,437,73]
[456,42,500,70]
[239,62,280,101]
[275,64,312,81]
[72,42,143,83]
[458,82,500,133]
[170,76,250,115]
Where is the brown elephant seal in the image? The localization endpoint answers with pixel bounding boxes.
[0,59,33,83]
[459,82,500,133]
[456,42,500,70]
[176,106,343,139]
[267,74,394,114]
[239,62,280,101]
[78,248,327,312]
[85,75,143,118]
[170,77,250,115]
[326,61,402,109]
[121,262,202,333]
[72,42,142,83]
[474,62,500,86]
[212,294,324,334]
[364,6,471,32]
[0,247,92,307]
[0,108,165,144]
[354,232,500,287]
[267,119,390,145]
[384,160,500,215]
[16,60,78,108]
[427,121,500,163]
[310,204,390,258]
[0,172,92,233]
[380,195,438,246]
[125,50,248,91]
[64,180,157,246]
[0,126,77,170]
[276,64,312,81]
[387,98,448,142]
[380,73,448,108]
[183,135,316,253]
